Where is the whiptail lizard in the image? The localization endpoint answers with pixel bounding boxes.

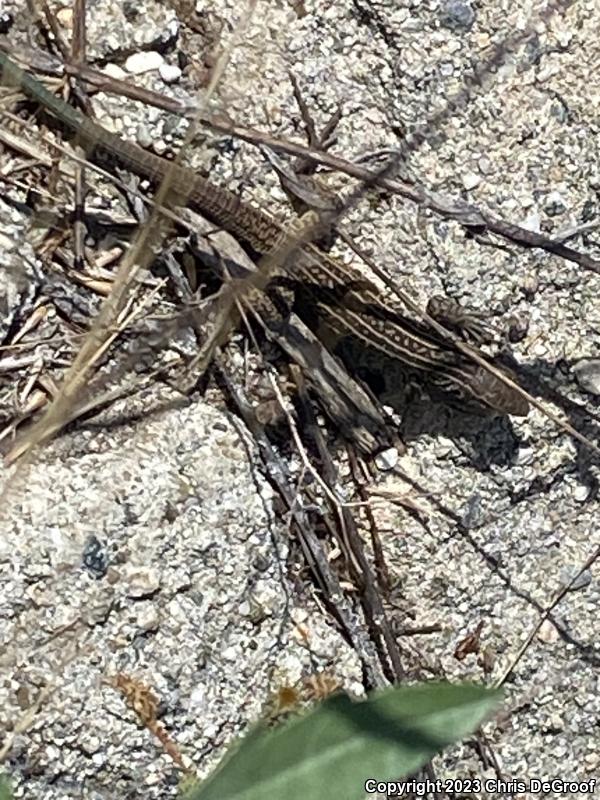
[0,51,529,417]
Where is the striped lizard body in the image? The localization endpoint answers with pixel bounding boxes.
[0,51,529,416]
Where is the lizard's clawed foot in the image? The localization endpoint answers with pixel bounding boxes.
[426,295,494,345]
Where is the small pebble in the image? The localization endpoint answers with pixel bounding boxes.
[136,125,154,149]
[222,646,238,662]
[520,273,540,300]
[56,7,73,28]
[125,567,161,598]
[515,446,534,466]
[462,170,481,190]
[159,63,182,84]
[439,0,475,31]
[375,447,399,471]
[573,359,600,397]
[537,619,559,644]
[102,63,127,81]
[572,484,591,503]
[125,51,164,75]
[81,535,109,579]
[544,191,567,217]
[133,604,160,632]
[477,156,494,175]
[521,211,541,232]
[584,752,600,772]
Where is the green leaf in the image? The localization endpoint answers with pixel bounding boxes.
[0,774,13,800]
[187,682,502,800]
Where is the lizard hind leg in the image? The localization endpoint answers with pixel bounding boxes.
[426,295,494,345]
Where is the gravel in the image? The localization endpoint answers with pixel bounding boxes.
[0,0,598,797]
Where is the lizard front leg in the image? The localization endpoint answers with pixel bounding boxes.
[426,295,494,345]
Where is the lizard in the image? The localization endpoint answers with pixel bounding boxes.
[0,50,529,417]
